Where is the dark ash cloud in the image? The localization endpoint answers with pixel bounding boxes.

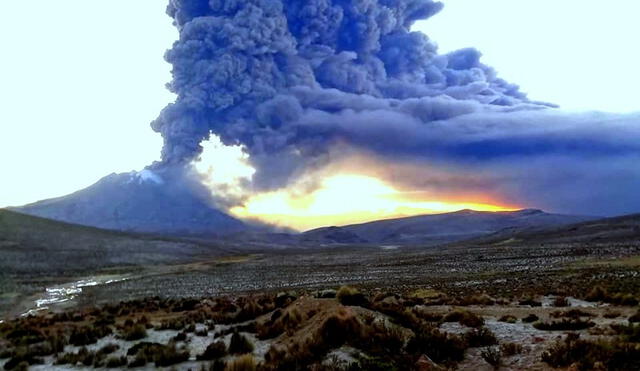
[152,0,640,216]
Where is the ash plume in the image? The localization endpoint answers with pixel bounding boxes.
[153,1,535,183]
[151,0,640,215]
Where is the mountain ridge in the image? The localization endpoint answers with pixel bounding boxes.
[11,168,248,237]
[301,208,599,246]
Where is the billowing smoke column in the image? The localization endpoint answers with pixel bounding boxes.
[152,0,640,216]
[153,0,536,186]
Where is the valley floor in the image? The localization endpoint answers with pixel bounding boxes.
[1,239,640,369]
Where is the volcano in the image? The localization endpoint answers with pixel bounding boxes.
[12,167,247,236]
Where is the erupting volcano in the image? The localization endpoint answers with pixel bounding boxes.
[14,0,640,233]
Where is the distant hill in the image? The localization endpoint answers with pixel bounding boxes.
[0,209,232,277]
[11,168,247,236]
[301,209,599,246]
[467,213,640,246]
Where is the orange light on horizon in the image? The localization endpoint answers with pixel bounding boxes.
[230,174,518,231]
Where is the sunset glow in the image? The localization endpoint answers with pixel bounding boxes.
[231,174,517,231]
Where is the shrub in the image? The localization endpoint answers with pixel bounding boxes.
[337,286,368,307]
[202,360,227,371]
[522,313,539,323]
[610,293,638,306]
[585,286,608,302]
[256,307,304,339]
[413,309,443,322]
[197,341,228,360]
[120,324,147,341]
[318,310,362,349]
[519,297,542,307]
[5,327,45,346]
[550,309,594,319]
[585,286,639,306]
[359,321,405,355]
[226,354,257,371]
[498,315,517,323]
[629,310,640,323]
[54,347,94,366]
[406,326,467,363]
[105,355,127,368]
[465,327,498,347]
[173,331,188,341]
[3,347,44,370]
[157,318,187,331]
[500,342,523,356]
[443,310,484,328]
[542,333,640,370]
[153,343,190,367]
[481,347,501,368]
[533,318,595,331]
[610,323,640,342]
[229,332,254,354]
[69,325,111,346]
[96,343,119,357]
[604,311,621,319]
[128,353,148,367]
[458,294,495,306]
[553,296,569,307]
[126,341,188,367]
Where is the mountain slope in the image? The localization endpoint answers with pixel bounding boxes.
[468,213,640,246]
[0,209,234,276]
[12,168,247,236]
[302,209,599,246]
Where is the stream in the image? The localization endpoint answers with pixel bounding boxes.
[22,275,129,317]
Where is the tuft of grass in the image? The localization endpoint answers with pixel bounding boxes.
[119,323,147,341]
[553,296,569,307]
[226,354,257,371]
[480,346,501,368]
[153,343,190,367]
[500,342,523,356]
[126,341,189,367]
[337,286,368,307]
[533,318,595,331]
[229,332,254,354]
[542,333,640,370]
[406,325,467,363]
[498,314,517,323]
[629,309,640,323]
[464,327,498,347]
[104,355,127,368]
[522,313,539,323]
[585,286,639,306]
[197,341,228,361]
[458,294,495,306]
[550,309,594,319]
[69,325,111,346]
[519,297,542,307]
[603,311,621,319]
[443,309,484,328]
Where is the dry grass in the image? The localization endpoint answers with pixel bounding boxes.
[226,354,257,371]
[442,309,484,328]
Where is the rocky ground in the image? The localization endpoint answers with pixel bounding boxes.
[1,237,639,370]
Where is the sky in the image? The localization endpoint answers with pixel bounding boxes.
[1,1,639,230]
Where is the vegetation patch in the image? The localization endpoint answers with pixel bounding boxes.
[464,327,498,347]
[442,309,484,328]
[337,286,369,307]
[542,333,640,370]
[533,318,595,331]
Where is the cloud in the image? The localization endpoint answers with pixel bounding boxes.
[153,0,640,216]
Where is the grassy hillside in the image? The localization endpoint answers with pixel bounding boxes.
[469,213,640,246]
[0,209,233,277]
